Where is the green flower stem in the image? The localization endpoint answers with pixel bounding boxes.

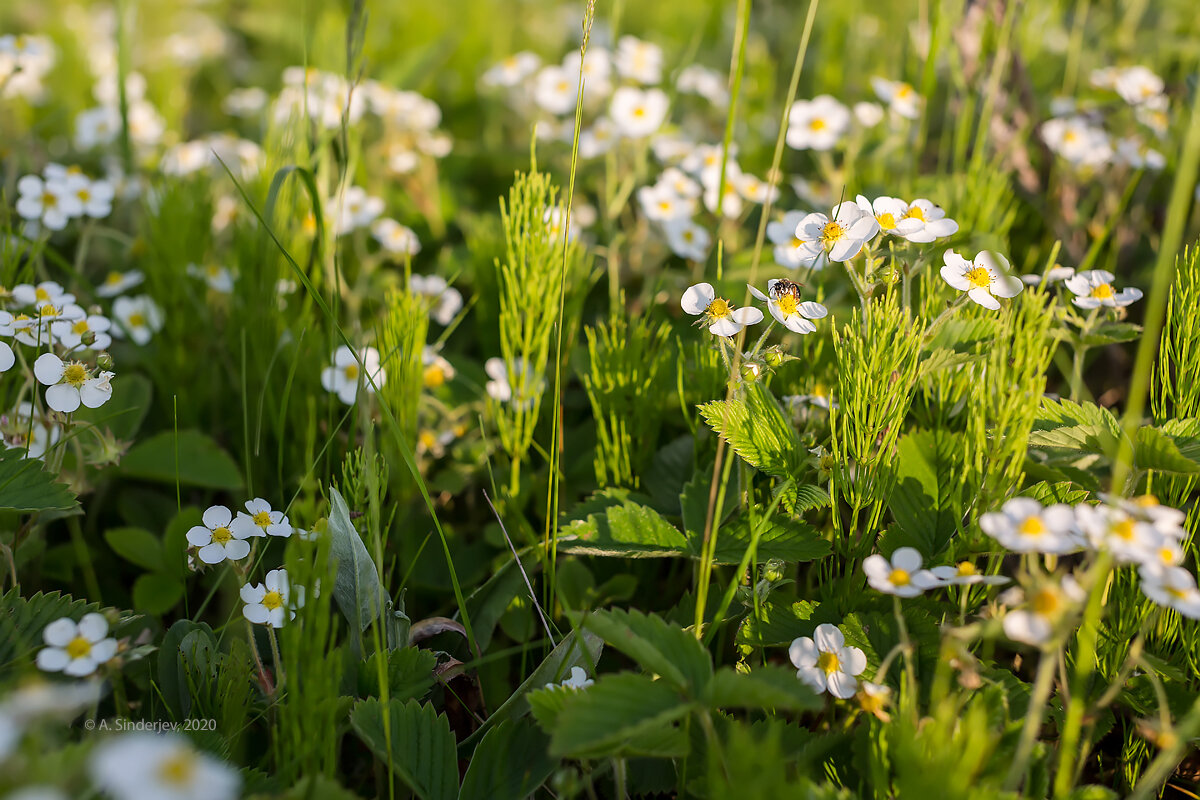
[1003,644,1058,793]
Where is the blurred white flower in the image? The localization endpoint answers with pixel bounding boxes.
[1138,565,1200,619]
[615,35,662,85]
[331,186,384,235]
[786,96,850,151]
[371,218,422,257]
[610,86,669,138]
[871,77,921,120]
[320,345,386,405]
[410,275,463,326]
[922,561,1010,587]
[16,176,81,231]
[112,295,164,345]
[186,263,236,294]
[980,497,1079,554]
[533,65,578,114]
[96,270,144,298]
[863,547,937,597]
[36,613,117,676]
[663,219,710,261]
[91,731,241,800]
[481,52,541,89]
[1114,65,1163,106]
[1003,577,1085,646]
[1063,269,1142,309]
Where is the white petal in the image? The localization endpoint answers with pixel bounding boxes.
[202,505,232,528]
[789,636,818,669]
[186,526,213,547]
[45,384,81,413]
[33,353,65,386]
[77,613,109,641]
[243,604,269,624]
[940,265,971,291]
[863,554,891,581]
[731,307,763,325]
[198,543,228,564]
[796,666,826,694]
[797,301,827,319]
[826,670,859,698]
[990,275,1024,299]
[63,657,98,677]
[708,317,743,336]
[681,283,715,315]
[43,618,78,646]
[240,583,266,603]
[828,237,864,262]
[892,547,923,571]
[840,645,867,676]
[37,647,70,672]
[224,539,251,560]
[967,287,1001,310]
[812,623,845,651]
[747,284,769,301]
[89,639,118,663]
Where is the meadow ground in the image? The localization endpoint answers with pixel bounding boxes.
[2,0,1200,797]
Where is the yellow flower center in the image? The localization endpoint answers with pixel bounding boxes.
[1134,495,1160,508]
[1018,516,1046,537]
[158,750,197,786]
[820,221,845,247]
[632,106,646,118]
[707,298,732,319]
[63,363,89,387]
[777,294,799,317]
[895,83,914,98]
[658,200,673,212]
[808,117,827,131]
[1167,586,1189,600]
[262,590,284,610]
[791,236,803,249]
[72,320,90,334]
[302,213,317,236]
[904,205,926,222]
[343,363,359,381]
[418,430,437,450]
[817,650,841,675]
[1111,519,1136,541]
[128,312,146,328]
[812,382,828,398]
[252,511,272,527]
[77,189,91,202]
[66,636,93,659]
[888,568,911,587]
[1063,130,1079,144]
[212,526,233,544]
[104,272,124,286]
[1159,547,1176,565]
[877,212,896,229]
[965,267,992,289]
[1090,283,1115,300]
[1032,587,1061,615]
[956,561,978,576]
[42,192,58,208]
[423,364,446,388]
[40,304,60,318]
[35,287,51,302]
[682,230,695,243]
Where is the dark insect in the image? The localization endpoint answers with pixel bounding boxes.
[770,279,804,301]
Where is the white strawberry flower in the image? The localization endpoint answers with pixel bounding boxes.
[1063,270,1142,309]
[1137,565,1200,619]
[768,211,827,271]
[12,281,73,310]
[979,497,1080,554]
[33,353,114,413]
[894,198,959,243]
[51,312,112,351]
[480,51,541,89]
[863,547,939,597]
[870,77,921,120]
[747,280,827,334]
[90,732,241,800]
[1002,576,1086,646]
[681,282,763,336]
[95,270,145,298]
[785,96,851,151]
[794,201,880,263]
[1074,503,1158,564]
[921,561,1010,587]
[789,623,867,699]
[15,176,82,231]
[112,295,164,345]
[241,568,304,628]
[1114,65,1163,106]
[409,275,463,326]
[231,497,293,539]
[610,87,669,139]
[36,613,118,677]
[546,665,595,690]
[186,505,252,564]
[320,345,386,405]
[371,218,422,257]
[664,219,711,262]
[939,250,1023,310]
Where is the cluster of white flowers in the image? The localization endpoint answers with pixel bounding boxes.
[0,33,57,101]
[1041,65,1166,170]
[14,164,115,233]
[74,70,167,153]
[784,80,911,153]
[185,498,294,566]
[862,495,1197,647]
[160,134,263,180]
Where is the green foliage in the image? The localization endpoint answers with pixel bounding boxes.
[458,718,558,800]
[886,430,964,559]
[378,286,430,447]
[0,448,78,512]
[118,430,243,490]
[700,381,805,478]
[0,589,104,673]
[580,608,712,693]
[327,486,388,633]
[581,305,674,488]
[350,698,459,800]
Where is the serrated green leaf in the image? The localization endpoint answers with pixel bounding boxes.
[0,589,104,670]
[357,647,437,702]
[558,490,690,558]
[716,515,831,564]
[104,526,163,572]
[699,383,802,478]
[350,699,458,800]
[1020,481,1091,505]
[458,718,557,800]
[1079,322,1141,347]
[736,600,819,648]
[119,430,243,489]
[704,665,822,712]
[1133,426,1200,474]
[580,608,712,694]
[543,672,692,758]
[328,486,387,632]
[0,447,78,512]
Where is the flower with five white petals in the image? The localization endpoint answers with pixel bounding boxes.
[794,201,880,263]
[1063,270,1142,309]
[1138,565,1200,619]
[863,547,937,597]
[232,497,292,539]
[748,279,827,334]
[320,346,386,405]
[186,505,252,565]
[939,250,1024,310]
[789,623,867,699]
[241,568,304,628]
[36,614,118,677]
[33,353,114,413]
[979,497,1080,554]
[90,731,241,800]
[681,283,763,337]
